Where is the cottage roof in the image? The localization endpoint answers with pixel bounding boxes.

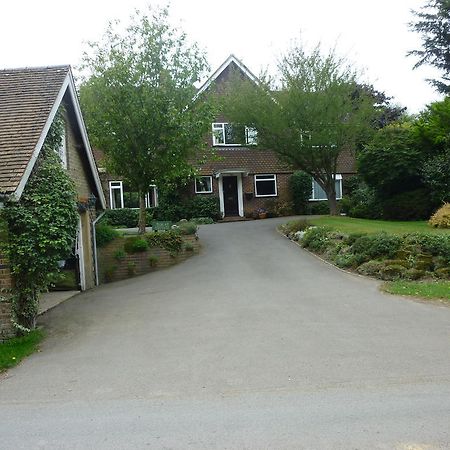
[0,65,106,207]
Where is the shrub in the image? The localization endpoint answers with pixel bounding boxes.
[357,260,384,277]
[113,249,126,261]
[264,198,294,217]
[146,230,183,253]
[281,219,311,234]
[340,179,383,219]
[127,261,136,276]
[404,268,426,280]
[184,242,194,252]
[382,188,436,220]
[289,171,312,214]
[351,233,402,261]
[96,224,119,248]
[177,221,197,235]
[124,237,149,253]
[402,233,450,262]
[380,264,406,281]
[301,226,333,252]
[102,208,154,228]
[154,195,221,222]
[191,217,214,224]
[148,255,159,267]
[429,203,450,228]
[307,201,331,215]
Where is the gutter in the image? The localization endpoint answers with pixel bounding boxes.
[92,211,106,286]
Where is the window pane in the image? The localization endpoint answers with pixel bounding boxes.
[196,177,212,193]
[312,180,327,200]
[111,188,122,209]
[256,180,276,196]
[335,179,342,199]
[245,127,258,145]
[123,188,140,208]
[213,127,225,144]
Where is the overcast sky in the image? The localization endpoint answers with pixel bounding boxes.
[0,0,443,112]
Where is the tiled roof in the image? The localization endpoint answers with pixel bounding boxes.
[0,66,69,194]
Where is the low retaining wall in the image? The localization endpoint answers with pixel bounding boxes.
[0,248,15,340]
[98,234,200,283]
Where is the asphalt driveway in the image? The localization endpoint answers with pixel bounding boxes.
[1,218,449,449]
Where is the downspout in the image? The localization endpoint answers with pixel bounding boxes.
[92,211,106,286]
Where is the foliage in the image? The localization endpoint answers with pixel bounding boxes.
[307,201,332,215]
[422,151,450,202]
[184,242,194,252]
[2,115,78,331]
[280,219,311,235]
[113,249,126,261]
[382,280,450,301]
[289,171,312,214]
[96,223,119,247]
[124,237,149,253]
[264,198,294,217]
[308,216,449,235]
[340,177,383,219]
[222,42,378,215]
[191,217,214,225]
[301,226,333,252]
[0,329,44,371]
[381,188,436,221]
[176,221,198,235]
[186,196,221,221]
[350,233,402,260]
[429,203,450,228]
[408,0,450,93]
[146,230,183,253]
[358,123,423,198]
[148,255,159,267]
[80,5,216,232]
[102,208,154,228]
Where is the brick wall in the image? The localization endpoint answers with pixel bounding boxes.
[98,235,200,283]
[0,218,15,340]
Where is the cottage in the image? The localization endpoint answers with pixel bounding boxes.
[0,65,106,338]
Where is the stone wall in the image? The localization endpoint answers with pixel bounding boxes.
[98,234,200,283]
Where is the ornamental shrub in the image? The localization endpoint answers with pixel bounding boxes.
[351,233,402,261]
[96,224,119,247]
[146,230,183,253]
[102,208,154,228]
[124,236,149,253]
[429,203,450,228]
[307,201,331,215]
[177,221,197,235]
[382,188,436,220]
[289,171,312,214]
[301,226,333,252]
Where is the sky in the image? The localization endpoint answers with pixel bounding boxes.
[0,0,443,113]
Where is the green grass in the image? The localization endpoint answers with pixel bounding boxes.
[0,329,45,372]
[308,216,450,235]
[382,281,450,301]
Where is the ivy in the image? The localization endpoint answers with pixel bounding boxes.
[2,112,78,331]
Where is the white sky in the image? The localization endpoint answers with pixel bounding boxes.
[0,0,443,112]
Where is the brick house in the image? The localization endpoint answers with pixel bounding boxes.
[190,55,357,218]
[0,66,106,339]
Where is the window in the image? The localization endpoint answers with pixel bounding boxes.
[195,176,213,194]
[310,175,342,201]
[109,181,158,209]
[254,174,277,197]
[212,123,257,146]
[57,126,67,168]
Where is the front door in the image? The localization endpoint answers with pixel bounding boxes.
[223,176,239,216]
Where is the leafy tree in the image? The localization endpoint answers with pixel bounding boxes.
[358,123,423,198]
[408,0,450,93]
[2,113,78,331]
[422,150,450,202]
[80,6,215,233]
[222,44,377,215]
[289,171,312,214]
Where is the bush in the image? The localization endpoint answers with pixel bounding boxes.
[177,221,198,235]
[351,233,402,261]
[96,224,119,247]
[102,208,154,228]
[146,230,183,253]
[301,226,333,252]
[340,179,383,219]
[281,219,311,234]
[124,237,149,253]
[429,203,450,228]
[357,260,384,277]
[307,201,331,215]
[402,233,450,262]
[191,217,214,225]
[289,171,312,214]
[382,188,436,220]
[154,195,221,222]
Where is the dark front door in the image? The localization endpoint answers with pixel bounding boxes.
[223,176,239,216]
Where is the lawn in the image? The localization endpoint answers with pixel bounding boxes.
[0,329,44,372]
[307,216,450,235]
[382,281,450,302]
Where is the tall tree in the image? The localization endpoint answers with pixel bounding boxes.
[222,44,377,215]
[80,6,215,233]
[408,0,450,93]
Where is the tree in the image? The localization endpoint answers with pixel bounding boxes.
[408,0,450,93]
[222,44,377,215]
[80,6,215,233]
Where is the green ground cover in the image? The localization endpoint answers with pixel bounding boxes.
[382,281,450,302]
[308,216,449,235]
[0,329,44,372]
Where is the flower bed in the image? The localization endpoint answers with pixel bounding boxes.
[280,220,450,282]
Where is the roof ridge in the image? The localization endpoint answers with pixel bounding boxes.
[0,65,71,73]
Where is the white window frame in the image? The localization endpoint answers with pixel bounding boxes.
[212,123,256,146]
[245,126,258,145]
[254,174,278,198]
[57,126,67,169]
[310,174,343,201]
[195,176,213,194]
[109,181,158,209]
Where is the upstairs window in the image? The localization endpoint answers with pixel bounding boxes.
[310,175,342,201]
[212,123,257,146]
[195,176,213,194]
[254,174,277,197]
[109,181,158,209]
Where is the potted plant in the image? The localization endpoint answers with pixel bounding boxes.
[256,207,268,219]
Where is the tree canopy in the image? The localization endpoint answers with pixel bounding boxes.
[80,6,215,232]
[221,44,378,215]
[409,0,450,93]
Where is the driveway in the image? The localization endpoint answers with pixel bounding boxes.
[1,218,449,449]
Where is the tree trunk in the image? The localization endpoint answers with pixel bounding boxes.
[15,291,37,332]
[326,184,338,216]
[138,193,147,234]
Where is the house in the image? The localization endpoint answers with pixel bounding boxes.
[190,55,357,218]
[0,65,106,338]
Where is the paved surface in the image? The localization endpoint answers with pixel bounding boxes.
[39,290,80,314]
[1,218,449,449]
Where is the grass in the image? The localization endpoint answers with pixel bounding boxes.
[382,280,450,302]
[0,329,45,372]
[308,216,450,235]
